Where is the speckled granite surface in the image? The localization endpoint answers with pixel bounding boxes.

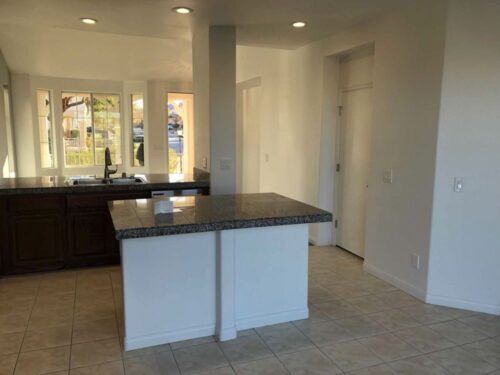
[0,174,209,195]
[109,193,333,239]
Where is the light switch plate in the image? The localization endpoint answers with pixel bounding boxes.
[383,169,393,184]
[202,157,208,169]
[454,177,464,192]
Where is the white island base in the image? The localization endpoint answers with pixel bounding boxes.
[120,224,309,351]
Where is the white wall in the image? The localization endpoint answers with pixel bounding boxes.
[237,0,448,299]
[10,74,191,177]
[427,0,500,314]
[11,73,36,177]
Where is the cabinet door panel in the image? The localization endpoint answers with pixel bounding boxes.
[8,214,65,273]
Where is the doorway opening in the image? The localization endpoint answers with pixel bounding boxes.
[236,77,262,194]
[335,46,374,258]
[167,93,194,174]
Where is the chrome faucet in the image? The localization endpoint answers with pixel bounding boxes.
[104,147,118,179]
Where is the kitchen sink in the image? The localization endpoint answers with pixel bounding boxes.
[67,176,146,186]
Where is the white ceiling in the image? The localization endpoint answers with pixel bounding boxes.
[0,0,412,81]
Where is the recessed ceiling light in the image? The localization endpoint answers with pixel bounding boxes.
[172,7,193,14]
[292,21,306,28]
[80,18,97,25]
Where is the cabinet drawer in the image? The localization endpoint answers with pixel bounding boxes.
[8,196,64,214]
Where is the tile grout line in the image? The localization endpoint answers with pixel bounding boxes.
[12,275,41,374]
[108,270,127,374]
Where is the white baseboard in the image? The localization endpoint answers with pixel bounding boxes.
[124,324,216,351]
[363,262,426,301]
[236,308,309,331]
[426,294,500,315]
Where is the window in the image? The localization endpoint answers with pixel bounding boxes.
[131,94,144,167]
[61,92,121,167]
[36,90,55,168]
[167,93,193,174]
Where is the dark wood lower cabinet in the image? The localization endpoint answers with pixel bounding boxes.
[7,213,65,273]
[0,190,150,275]
[67,210,118,267]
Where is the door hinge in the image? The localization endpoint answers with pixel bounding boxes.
[338,106,344,116]
[336,163,340,172]
[334,219,338,228]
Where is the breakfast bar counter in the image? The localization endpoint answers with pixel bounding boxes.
[109,193,332,351]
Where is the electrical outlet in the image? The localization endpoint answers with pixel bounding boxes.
[202,157,208,169]
[411,254,420,270]
[383,169,393,184]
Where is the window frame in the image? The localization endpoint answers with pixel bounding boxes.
[60,91,123,169]
[130,93,145,168]
[35,88,57,170]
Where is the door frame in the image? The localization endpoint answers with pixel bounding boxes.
[333,46,375,256]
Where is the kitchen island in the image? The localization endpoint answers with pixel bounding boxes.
[109,193,332,350]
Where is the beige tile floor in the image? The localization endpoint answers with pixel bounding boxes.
[1,246,500,374]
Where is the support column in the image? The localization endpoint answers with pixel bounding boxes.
[193,26,237,194]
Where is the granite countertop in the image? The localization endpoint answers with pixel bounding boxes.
[109,193,333,239]
[0,174,209,195]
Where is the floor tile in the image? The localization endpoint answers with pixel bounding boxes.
[34,293,75,310]
[0,354,17,375]
[70,338,122,368]
[320,340,382,372]
[399,305,453,325]
[28,307,73,330]
[279,347,343,374]
[0,312,30,334]
[293,319,353,346]
[72,318,118,344]
[388,355,452,374]
[257,326,314,354]
[233,357,288,375]
[22,324,73,352]
[219,334,273,364]
[0,332,24,355]
[347,364,397,374]
[124,350,179,374]
[428,320,487,345]
[70,360,125,374]
[15,346,70,375]
[314,300,362,319]
[173,342,228,374]
[367,309,420,332]
[237,329,256,337]
[335,315,387,339]
[308,285,339,304]
[73,305,115,324]
[0,298,34,315]
[193,367,235,375]
[460,316,500,337]
[358,333,419,361]
[464,337,500,368]
[394,326,455,354]
[375,290,421,308]
[346,295,391,314]
[427,346,496,375]
[170,336,215,350]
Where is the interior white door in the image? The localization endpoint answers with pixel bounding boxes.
[337,51,373,257]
